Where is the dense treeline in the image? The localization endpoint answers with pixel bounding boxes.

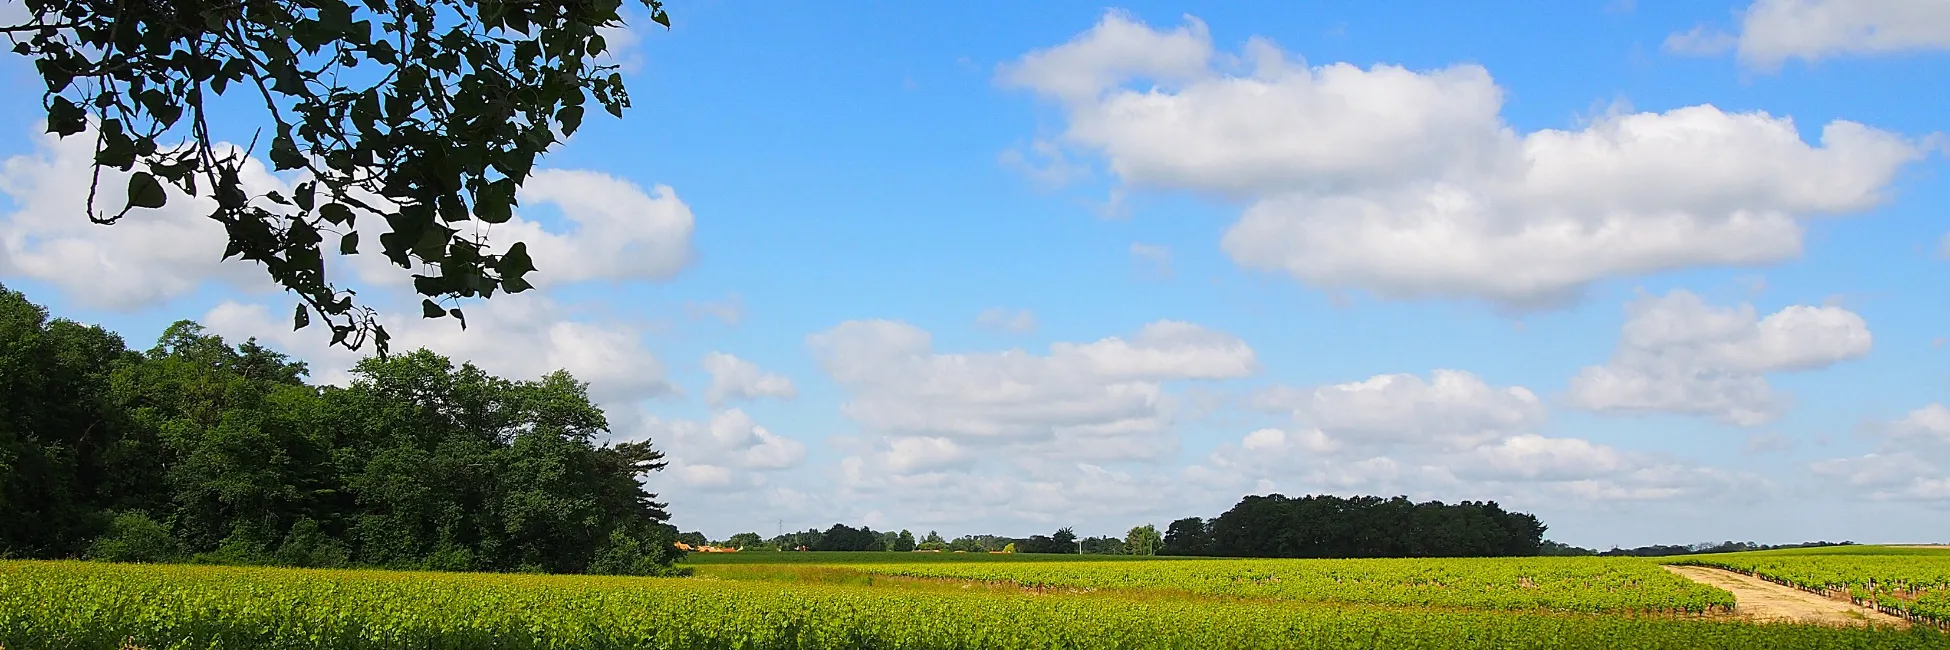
[1161,494,1547,558]
[716,495,1546,559]
[0,284,683,574]
[1595,540,1855,558]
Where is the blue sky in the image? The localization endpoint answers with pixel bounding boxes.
[2,1,1949,548]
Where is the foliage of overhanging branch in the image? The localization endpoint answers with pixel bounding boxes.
[6,0,669,355]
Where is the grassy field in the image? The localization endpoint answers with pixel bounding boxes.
[3,548,1946,649]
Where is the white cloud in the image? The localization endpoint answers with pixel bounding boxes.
[1745,432,1794,453]
[1670,0,1950,69]
[0,131,286,308]
[1302,370,1546,449]
[687,293,745,326]
[808,319,1257,445]
[976,307,1038,334]
[0,130,696,311]
[1006,12,1926,306]
[702,352,798,405]
[1129,242,1172,279]
[1568,290,1872,426]
[494,169,695,287]
[635,408,808,488]
[1810,403,1950,505]
[996,9,1213,104]
[998,139,1089,188]
[1663,25,1741,56]
[1191,369,1761,506]
[1457,435,1631,482]
[1881,403,1950,445]
[203,292,676,405]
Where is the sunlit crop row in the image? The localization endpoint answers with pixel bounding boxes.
[2,560,1941,649]
[846,556,1736,614]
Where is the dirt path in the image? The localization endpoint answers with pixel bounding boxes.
[1663,565,1907,627]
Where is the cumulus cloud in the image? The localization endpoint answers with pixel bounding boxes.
[702,352,798,405]
[203,292,676,406]
[975,307,1038,334]
[1810,452,1948,501]
[1667,0,1950,69]
[1567,290,1872,426]
[1813,403,1950,504]
[0,131,286,308]
[809,319,1256,445]
[634,409,808,489]
[805,319,1260,529]
[1191,370,1760,506]
[1879,403,1950,445]
[0,131,697,310]
[1301,370,1546,449]
[1004,12,1925,306]
[493,169,695,287]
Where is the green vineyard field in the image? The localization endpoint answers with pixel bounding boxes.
[812,556,1735,614]
[3,558,1945,649]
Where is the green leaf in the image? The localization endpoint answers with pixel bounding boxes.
[126,172,167,209]
[421,299,445,319]
[474,180,515,224]
[293,303,311,330]
[294,181,316,211]
[556,105,584,136]
[448,307,467,330]
[319,203,353,225]
[339,231,359,255]
[46,97,85,136]
[270,130,307,170]
[497,242,536,278]
[412,274,444,296]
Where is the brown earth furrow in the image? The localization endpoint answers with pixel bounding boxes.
[1663,565,1907,628]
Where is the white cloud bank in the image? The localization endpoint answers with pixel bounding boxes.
[702,352,798,405]
[1192,370,1761,506]
[204,292,677,406]
[1003,11,1925,307]
[1811,404,1950,505]
[809,318,1257,444]
[1666,0,1950,69]
[0,131,696,308]
[1568,290,1871,426]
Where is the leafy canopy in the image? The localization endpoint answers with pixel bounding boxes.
[6,0,668,354]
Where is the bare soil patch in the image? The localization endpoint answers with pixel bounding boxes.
[1663,565,1907,628]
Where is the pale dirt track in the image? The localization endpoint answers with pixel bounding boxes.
[1663,565,1907,627]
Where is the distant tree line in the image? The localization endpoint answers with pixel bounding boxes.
[0,285,684,575]
[703,495,1547,559]
[1158,494,1547,558]
[1589,540,1856,557]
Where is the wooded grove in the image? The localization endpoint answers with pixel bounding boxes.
[0,283,683,574]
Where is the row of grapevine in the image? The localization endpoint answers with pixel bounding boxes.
[1666,551,1950,628]
[0,560,1940,649]
[841,556,1737,614]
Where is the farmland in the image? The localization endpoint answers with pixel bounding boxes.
[6,549,1949,649]
[1667,545,1950,626]
[764,556,1738,614]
